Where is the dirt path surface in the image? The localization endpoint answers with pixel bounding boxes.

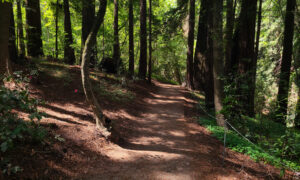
[85,82,284,180]
[17,69,289,180]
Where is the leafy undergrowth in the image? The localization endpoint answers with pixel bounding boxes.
[193,92,300,173]
[0,72,47,176]
[152,74,179,85]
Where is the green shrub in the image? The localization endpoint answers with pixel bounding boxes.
[0,71,46,174]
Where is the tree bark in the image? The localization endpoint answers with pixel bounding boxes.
[0,2,12,82]
[224,0,235,75]
[251,0,263,113]
[193,0,214,109]
[233,0,257,117]
[63,0,76,64]
[148,0,152,83]
[55,0,59,59]
[295,87,300,129]
[276,0,296,124]
[113,0,121,73]
[138,0,147,79]
[82,0,96,66]
[25,0,43,57]
[17,0,26,59]
[128,0,134,78]
[9,4,18,64]
[212,0,227,128]
[81,0,110,137]
[186,0,195,90]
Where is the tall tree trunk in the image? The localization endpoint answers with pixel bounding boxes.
[138,0,147,79]
[233,0,257,117]
[194,0,214,109]
[81,0,110,137]
[17,0,25,59]
[224,0,235,75]
[276,0,296,124]
[113,0,121,73]
[25,0,43,57]
[212,0,227,128]
[55,0,59,59]
[82,0,96,66]
[251,0,263,113]
[9,4,18,64]
[148,0,152,83]
[295,87,300,129]
[0,2,12,83]
[63,0,75,64]
[128,0,134,78]
[186,0,195,90]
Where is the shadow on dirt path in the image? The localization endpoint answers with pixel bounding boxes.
[84,81,284,180]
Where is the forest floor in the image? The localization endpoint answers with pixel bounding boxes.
[4,61,293,179]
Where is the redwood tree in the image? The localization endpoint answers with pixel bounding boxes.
[232,0,257,117]
[113,0,121,73]
[25,0,43,57]
[17,0,25,58]
[63,0,76,64]
[148,0,152,83]
[212,0,227,128]
[193,0,214,109]
[128,0,134,78]
[0,1,12,81]
[186,0,195,89]
[9,4,18,63]
[138,0,147,79]
[276,0,296,124]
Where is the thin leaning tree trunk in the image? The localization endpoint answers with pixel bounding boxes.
[81,0,110,137]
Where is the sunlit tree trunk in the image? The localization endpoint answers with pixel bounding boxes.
[194,0,214,109]
[0,2,12,83]
[148,0,152,83]
[63,0,76,64]
[128,0,134,78]
[138,0,147,79]
[17,0,25,59]
[212,0,227,128]
[186,0,195,90]
[81,0,110,137]
[9,4,18,64]
[25,0,43,57]
[276,0,296,124]
[113,0,121,73]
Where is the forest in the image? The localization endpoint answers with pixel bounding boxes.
[0,0,299,179]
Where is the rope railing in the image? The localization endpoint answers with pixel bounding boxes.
[197,102,300,178]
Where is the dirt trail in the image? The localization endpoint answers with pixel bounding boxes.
[85,82,282,180]
[25,74,287,180]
